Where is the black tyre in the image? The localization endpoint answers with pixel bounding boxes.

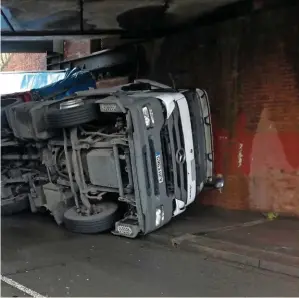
[63,202,118,234]
[46,101,98,129]
[1,195,30,216]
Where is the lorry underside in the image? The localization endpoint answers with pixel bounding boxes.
[1,95,138,234]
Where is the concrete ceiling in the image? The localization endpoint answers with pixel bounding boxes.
[1,0,243,39]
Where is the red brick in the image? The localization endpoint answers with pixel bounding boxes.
[96,77,129,88]
[3,53,46,71]
[147,4,299,216]
[64,40,91,60]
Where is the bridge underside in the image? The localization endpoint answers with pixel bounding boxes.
[1,0,242,40]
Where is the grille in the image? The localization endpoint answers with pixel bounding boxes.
[142,145,151,196]
[161,105,187,202]
[161,127,174,196]
[149,138,160,195]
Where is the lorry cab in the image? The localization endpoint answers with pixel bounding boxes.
[83,79,223,237]
[1,79,223,238]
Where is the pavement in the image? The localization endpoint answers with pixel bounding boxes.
[1,211,299,297]
[147,203,299,278]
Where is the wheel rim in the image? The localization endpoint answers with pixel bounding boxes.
[60,98,84,110]
[79,204,105,216]
[72,202,118,219]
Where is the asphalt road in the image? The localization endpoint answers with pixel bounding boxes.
[2,213,299,297]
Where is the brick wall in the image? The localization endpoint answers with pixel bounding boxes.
[64,40,91,60]
[146,5,299,216]
[96,77,129,88]
[2,53,46,71]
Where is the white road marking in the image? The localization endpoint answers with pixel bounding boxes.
[1,275,46,298]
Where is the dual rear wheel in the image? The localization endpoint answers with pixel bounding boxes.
[1,195,30,216]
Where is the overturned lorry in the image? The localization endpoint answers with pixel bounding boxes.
[1,80,223,238]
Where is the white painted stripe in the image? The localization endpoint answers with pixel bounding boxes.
[1,275,46,298]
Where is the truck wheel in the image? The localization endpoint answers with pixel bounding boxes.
[63,202,118,234]
[1,195,30,216]
[46,100,98,129]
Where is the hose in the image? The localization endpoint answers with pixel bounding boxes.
[63,129,80,209]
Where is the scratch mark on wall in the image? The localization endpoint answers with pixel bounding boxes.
[238,143,243,168]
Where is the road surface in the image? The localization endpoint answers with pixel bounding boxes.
[2,213,299,297]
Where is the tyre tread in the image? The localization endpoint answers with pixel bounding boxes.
[46,103,98,128]
[63,203,118,234]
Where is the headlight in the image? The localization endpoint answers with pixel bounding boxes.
[142,106,151,128]
[149,108,155,124]
[155,206,165,226]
